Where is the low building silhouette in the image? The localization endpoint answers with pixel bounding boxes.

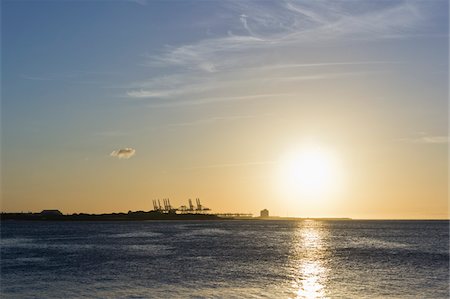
[40,210,63,216]
[260,209,269,218]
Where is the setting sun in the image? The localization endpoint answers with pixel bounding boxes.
[278,147,341,198]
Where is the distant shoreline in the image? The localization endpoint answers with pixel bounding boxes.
[1,212,447,221]
[0,211,223,221]
[0,212,350,221]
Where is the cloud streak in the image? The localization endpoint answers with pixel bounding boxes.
[184,160,276,170]
[21,70,117,84]
[126,0,147,6]
[400,133,448,144]
[146,93,290,108]
[167,115,258,127]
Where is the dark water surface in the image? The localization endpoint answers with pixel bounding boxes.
[1,220,448,298]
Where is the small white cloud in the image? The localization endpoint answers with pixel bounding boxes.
[110,148,136,159]
[199,62,216,72]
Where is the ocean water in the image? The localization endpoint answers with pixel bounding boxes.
[1,220,448,298]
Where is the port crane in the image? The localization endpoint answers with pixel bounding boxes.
[152,198,210,214]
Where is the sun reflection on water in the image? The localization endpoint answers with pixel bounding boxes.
[291,221,329,299]
[295,260,326,299]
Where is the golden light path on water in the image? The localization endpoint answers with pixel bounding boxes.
[290,220,329,299]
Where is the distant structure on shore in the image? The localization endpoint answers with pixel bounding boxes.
[40,210,63,216]
[152,198,211,214]
[260,209,269,218]
[151,198,253,218]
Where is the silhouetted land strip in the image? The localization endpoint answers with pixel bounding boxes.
[0,210,356,221]
[0,211,223,221]
[255,216,352,221]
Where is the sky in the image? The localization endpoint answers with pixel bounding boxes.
[1,0,448,219]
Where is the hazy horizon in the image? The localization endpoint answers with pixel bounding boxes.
[2,0,448,219]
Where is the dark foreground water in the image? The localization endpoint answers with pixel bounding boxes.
[1,220,448,298]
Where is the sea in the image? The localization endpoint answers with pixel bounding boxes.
[1,220,448,298]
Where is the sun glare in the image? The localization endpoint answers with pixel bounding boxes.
[278,146,340,198]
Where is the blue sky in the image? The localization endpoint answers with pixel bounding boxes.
[2,0,448,217]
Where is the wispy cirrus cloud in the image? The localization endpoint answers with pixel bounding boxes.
[122,0,435,109]
[400,133,448,144]
[95,131,129,137]
[146,1,426,72]
[184,160,276,170]
[21,70,117,84]
[146,93,290,108]
[168,116,254,127]
[126,0,147,6]
[260,61,402,71]
[126,68,385,104]
[167,114,269,127]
